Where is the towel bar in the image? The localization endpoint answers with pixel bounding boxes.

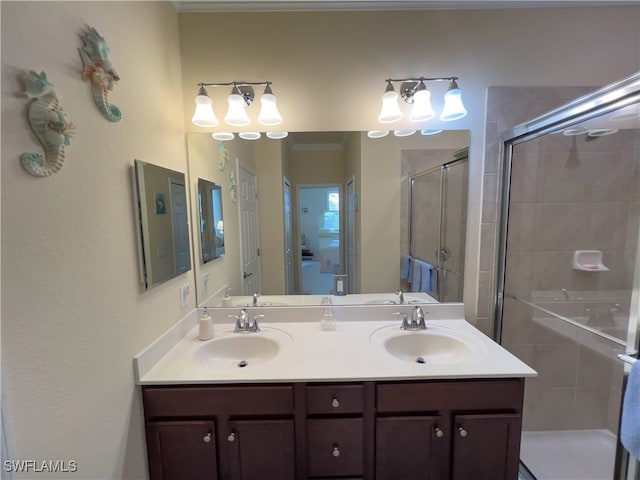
[618,353,639,365]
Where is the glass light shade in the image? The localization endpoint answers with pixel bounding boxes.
[440,88,468,121]
[257,92,283,126]
[266,131,289,139]
[378,90,403,123]
[367,130,389,138]
[212,132,235,141]
[409,89,435,122]
[224,93,250,126]
[239,132,261,140]
[192,94,219,127]
[420,129,443,136]
[393,129,416,137]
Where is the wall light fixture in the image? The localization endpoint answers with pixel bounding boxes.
[191,81,283,129]
[377,77,467,124]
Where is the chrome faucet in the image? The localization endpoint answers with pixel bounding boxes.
[228,308,263,333]
[252,292,260,307]
[395,290,405,304]
[397,306,427,330]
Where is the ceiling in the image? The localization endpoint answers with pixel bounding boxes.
[173,0,639,12]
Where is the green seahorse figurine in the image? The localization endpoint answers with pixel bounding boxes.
[18,70,75,177]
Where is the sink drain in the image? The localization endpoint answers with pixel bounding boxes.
[238,360,248,368]
[415,357,425,364]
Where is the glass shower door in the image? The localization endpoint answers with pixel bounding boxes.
[439,157,468,302]
[494,74,640,480]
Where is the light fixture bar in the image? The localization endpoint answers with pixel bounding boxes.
[385,76,458,84]
[198,81,272,88]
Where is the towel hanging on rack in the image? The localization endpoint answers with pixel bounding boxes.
[400,255,412,280]
[621,359,640,458]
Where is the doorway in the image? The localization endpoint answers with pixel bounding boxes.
[298,185,342,295]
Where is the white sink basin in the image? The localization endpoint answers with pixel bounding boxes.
[370,325,481,365]
[193,329,291,368]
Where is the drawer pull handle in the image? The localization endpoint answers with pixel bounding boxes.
[331,398,340,408]
[458,426,468,438]
[203,433,212,443]
[332,445,340,458]
[227,432,236,442]
[434,427,444,438]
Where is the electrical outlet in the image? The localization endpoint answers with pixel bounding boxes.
[179,284,191,309]
[202,272,210,292]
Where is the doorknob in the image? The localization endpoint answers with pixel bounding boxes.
[243,272,253,279]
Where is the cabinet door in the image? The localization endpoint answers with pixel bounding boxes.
[226,419,295,480]
[146,421,217,480]
[375,416,448,480]
[452,413,522,480]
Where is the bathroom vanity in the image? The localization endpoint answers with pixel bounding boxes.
[135,304,535,480]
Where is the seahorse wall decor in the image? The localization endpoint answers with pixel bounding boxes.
[18,70,75,177]
[78,27,121,122]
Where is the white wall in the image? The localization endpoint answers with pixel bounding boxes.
[178,7,640,318]
[1,2,188,478]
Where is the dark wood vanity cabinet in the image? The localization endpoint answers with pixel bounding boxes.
[142,378,524,480]
[142,385,295,480]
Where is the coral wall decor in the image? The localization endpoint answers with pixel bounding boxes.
[78,27,121,122]
[18,71,75,177]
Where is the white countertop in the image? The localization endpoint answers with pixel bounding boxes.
[135,305,536,385]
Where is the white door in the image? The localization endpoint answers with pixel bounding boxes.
[170,179,191,274]
[283,177,294,294]
[237,163,261,295]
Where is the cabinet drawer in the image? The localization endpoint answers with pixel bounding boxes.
[307,384,364,414]
[306,418,364,477]
[377,379,524,413]
[143,385,294,418]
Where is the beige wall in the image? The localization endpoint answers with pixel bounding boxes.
[178,6,640,317]
[2,2,187,478]
[256,138,286,294]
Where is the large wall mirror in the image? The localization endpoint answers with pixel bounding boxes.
[133,159,191,290]
[186,130,469,307]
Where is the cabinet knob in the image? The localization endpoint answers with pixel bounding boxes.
[332,445,340,458]
[434,427,444,438]
[227,432,236,442]
[331,398,340,408]
[203,433,212,443]
[458,426,468,438]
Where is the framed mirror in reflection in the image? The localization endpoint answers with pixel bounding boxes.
[133,159,191,290]
[186,130,469,307]
[198,178,225,262]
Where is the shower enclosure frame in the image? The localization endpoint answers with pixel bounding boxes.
[492,71,640,479]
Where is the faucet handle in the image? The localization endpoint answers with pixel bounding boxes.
[251,314,267,332]
[394,312,410,330]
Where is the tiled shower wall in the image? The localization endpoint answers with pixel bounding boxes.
[483,86,640,432]
[476,86,595,335]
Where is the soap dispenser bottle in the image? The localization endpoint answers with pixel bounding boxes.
[320,297,336,331]
[221,288,233,307]
[198,307,214,340]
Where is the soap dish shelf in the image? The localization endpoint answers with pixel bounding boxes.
[573,250,609,272]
